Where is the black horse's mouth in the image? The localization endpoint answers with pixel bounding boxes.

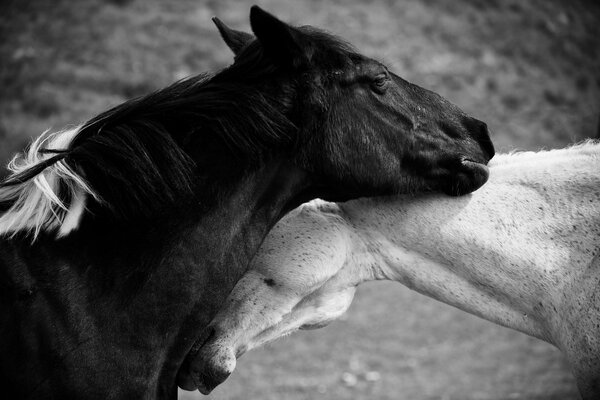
[461,157,490,173]
[441,157,490,196]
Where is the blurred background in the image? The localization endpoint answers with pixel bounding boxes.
[1,0,599,399]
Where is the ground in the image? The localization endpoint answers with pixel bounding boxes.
[1,0,599,399]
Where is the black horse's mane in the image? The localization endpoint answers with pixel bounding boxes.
[0,26,355,228]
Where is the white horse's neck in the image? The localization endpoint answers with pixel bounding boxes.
[339,141,600,344]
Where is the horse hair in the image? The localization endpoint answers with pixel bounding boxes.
[0,26,358,238]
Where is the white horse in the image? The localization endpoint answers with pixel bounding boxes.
[192,141,600,398]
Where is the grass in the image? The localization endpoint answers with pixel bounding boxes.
[1,0,599,398]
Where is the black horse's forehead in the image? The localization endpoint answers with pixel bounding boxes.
[350,54,387,73]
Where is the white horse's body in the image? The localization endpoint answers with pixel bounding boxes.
[197,142,600,398]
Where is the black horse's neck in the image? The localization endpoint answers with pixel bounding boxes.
[0,157,312,399]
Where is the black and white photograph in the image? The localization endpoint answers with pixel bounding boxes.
[0,0,599,399]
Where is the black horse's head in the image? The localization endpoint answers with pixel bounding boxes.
[213,6,494,201]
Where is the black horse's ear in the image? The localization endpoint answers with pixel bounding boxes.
[249,5,306,67]
[212,17,254,56]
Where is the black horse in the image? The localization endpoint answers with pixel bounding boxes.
[0,6,494,399]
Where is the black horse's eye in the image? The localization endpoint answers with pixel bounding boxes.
[371,73,388,93]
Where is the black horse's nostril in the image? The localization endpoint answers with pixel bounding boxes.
[464,118,495,161]
[478,124,495,161]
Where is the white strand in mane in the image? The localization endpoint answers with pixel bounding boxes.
[0,126,98,239]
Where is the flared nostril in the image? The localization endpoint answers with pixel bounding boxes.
[194,348,237,395]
